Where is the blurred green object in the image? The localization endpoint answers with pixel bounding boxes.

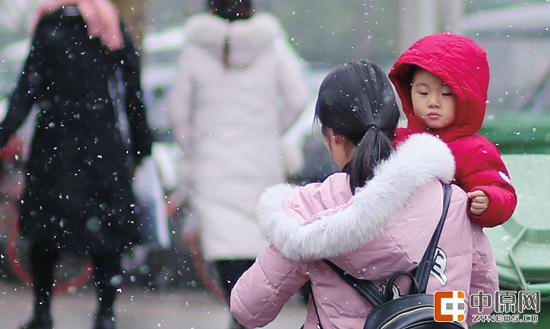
[480,113,550,154]
[474,155,550,328]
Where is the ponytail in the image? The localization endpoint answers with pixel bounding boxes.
[223,36,230,68]
[348,126,393,191]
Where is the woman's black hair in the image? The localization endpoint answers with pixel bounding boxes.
[207,0,254,67]
[207,0,254,21]
[315,60,400,192]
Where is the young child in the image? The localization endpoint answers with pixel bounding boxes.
[389,33,517,227]
[230,61,497,328]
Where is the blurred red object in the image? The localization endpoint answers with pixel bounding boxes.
[0,135,24,159]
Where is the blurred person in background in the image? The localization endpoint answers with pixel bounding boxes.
[0,0,153,328]
[167,0,309,327]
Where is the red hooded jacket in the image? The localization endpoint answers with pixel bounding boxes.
[389,33,516,227]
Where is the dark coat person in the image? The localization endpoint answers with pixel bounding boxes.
[0,1,152,328]
[0,6,151,252]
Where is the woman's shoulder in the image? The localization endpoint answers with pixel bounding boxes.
[182,14,227,46]
[183,12,284,41]
[184,13,226,31]
[239,13,284,36]
[291,173,353,219]
[405,180,468,214]
[258,173,352,223]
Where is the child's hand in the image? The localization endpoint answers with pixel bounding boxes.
[467,190,489,215]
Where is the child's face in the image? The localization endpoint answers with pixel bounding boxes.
[411,69,456,130]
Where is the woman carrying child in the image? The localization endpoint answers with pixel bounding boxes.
[230,60,497,329]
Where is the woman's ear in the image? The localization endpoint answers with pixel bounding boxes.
[332,132,347,145]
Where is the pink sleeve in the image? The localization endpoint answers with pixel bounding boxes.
[458,145,517,227]
[230,245,309,328]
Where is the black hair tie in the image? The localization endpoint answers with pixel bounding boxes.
[361,124,379,140]
[365,124,379,131]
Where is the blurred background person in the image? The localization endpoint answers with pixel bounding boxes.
[0,0,153,328]
[167,0,309,327]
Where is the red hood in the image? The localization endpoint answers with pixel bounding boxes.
[389,33,489,142]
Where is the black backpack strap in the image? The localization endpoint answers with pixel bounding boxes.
[324,260,385,306]
[383,271,419,301]
[413,183,453,293]
[322,183,453,306]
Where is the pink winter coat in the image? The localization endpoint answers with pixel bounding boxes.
[231,134,498,329]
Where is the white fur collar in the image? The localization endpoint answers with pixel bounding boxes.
[256,133,455,261]
[183,13,283,67]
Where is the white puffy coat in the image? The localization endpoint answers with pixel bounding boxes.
[168,13,309,260]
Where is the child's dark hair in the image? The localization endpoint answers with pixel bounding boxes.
[207,0,253,21]
[315,60,400,191]
[407,64,421,89]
